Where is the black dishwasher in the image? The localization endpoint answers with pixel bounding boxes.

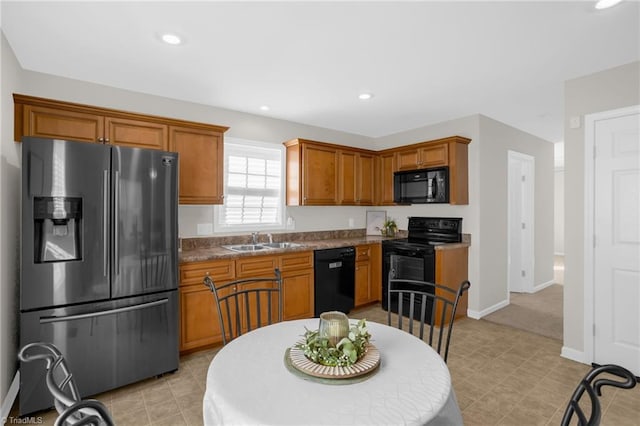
[314,247,355,316]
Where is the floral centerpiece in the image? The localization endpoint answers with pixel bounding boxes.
[295,318,371,367]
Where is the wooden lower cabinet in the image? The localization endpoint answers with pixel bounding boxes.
[179,259,235,352]
[281,268,314,320]
[355,244,381,307]
[179,251,315,353]
[435,246,469,322]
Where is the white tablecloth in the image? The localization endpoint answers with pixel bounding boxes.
[203,319,463,425]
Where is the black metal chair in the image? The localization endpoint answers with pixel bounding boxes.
[561,363,637,426]
[387,272,470,363]
[17,342,114,426]
[204,268,282,345]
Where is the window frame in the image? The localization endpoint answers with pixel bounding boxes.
[214,137,286,233]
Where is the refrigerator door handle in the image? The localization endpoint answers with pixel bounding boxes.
[39,298,169,324]
[103,170,109,277]
[114,170,120,275]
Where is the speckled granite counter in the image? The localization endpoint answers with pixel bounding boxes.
[179,229,470,264]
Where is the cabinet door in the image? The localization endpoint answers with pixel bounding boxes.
[179,259,235,352]
[179,284,226,351]
[357,153,375,205]
[170,126,224,204]
[378,152,396,205]
[22,105,104,143]
[302,144,339,205]
[338,150,357,205]
[281,268,314,320]
[355,260,372,307]
[419,144,448,168]
[395,148,420,171]
[435,247,469,322]
[106,117,168,150]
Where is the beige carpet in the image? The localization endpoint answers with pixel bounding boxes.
[482,284,563,341]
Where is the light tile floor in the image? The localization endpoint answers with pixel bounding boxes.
[21,304,640,426]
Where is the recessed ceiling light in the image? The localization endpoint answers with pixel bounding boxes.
[260,105,270,111]
[358,93,373,100]
[161,33,182,45]
[595,0,623,9]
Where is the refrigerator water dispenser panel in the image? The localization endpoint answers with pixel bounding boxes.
[33,196,82,263]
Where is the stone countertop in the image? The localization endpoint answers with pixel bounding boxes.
[179,234,470,264]
[179,235,389,263]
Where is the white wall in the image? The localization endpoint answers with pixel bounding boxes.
[478,116,554,311]
[0,31,23,408]
[563,61,640,355]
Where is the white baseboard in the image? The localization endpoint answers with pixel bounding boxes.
[467,299,509,319]
[561,346,588,365]
[531,279,556,293]
[1,371,19,422]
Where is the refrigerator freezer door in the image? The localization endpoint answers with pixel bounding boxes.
[111,147,178,297]
[19,291,179,415]
[21,138,111,311]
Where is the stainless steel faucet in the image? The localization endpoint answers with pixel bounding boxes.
[251,232,259,245]
[267,233,273,244]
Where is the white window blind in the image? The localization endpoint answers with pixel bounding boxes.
[216,140,283,231]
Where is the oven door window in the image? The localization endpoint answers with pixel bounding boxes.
[390,254,425,281]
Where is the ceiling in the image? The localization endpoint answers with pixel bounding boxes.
[2,1,639,143]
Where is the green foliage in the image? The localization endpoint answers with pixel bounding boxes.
[295,319,371,366]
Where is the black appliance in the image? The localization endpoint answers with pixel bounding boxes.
[394,167,449,204]
[383,217,462,320]
[314,247,356,316]
[20,138,179,415]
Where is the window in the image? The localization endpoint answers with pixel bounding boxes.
[215,138,284,232]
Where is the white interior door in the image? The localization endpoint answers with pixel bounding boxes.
[591,108,640,375]
[508,151,535,293]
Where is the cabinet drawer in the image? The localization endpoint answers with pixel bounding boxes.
[356,245,371,261]
[180,259,235,286]
[236,256,278,277]
[280,251,313,271]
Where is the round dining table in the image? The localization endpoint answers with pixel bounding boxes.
[203,318,463,425]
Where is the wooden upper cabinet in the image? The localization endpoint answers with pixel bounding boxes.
[169,126,224,205]
[396,143,448,171]
[17,104,105,143]
[357,152,375,205]
[285,138,377,206]
[337,150,375,205]
[338,150,357,205]
[284,139,339,205]
[376,152,396,205]
[106,117,167,150]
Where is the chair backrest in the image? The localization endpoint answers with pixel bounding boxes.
[561,364,637,426]
[204,268,282,345]
[18,342,114,426]
[387,272,470,363]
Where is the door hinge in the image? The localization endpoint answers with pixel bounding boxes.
[521,175,526,182]
[521,270,526,277]
[522,222,526,230]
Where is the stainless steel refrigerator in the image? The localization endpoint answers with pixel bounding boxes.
[19,137,179,415]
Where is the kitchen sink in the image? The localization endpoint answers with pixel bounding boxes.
[223,244,273,252]
[261,242,304,249]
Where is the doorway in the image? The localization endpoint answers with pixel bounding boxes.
[584,105,640,375]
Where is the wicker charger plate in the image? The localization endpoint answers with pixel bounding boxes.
[285,343,380,383]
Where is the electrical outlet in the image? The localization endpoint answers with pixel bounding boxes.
[348,218,355,228]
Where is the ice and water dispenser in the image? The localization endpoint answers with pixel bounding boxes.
[33,196,83,263]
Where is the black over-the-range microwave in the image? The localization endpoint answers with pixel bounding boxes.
[393,166,449,204]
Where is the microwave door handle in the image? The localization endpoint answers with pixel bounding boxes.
[431,177,438,198]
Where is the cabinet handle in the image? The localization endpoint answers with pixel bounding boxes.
[97,137,104,143]
[105,138,110,144]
